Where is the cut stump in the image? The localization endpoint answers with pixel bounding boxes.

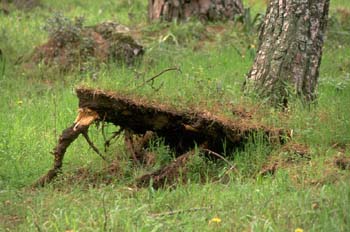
[35,87,288,187]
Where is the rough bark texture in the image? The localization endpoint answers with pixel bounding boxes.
[1,0,41,11]
[246,0,330,106]
[148,0,244,21]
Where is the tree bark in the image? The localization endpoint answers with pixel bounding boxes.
[245,0,330,107]
[148,0,244,22]
[1,0,41,10]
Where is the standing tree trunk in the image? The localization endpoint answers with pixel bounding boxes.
[148,0,244,22]
[1,0,41,10]
[245,0,330,107]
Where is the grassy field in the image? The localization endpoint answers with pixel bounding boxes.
[1,0,350,231]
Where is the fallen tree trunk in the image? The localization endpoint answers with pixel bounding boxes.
[77,88,285,154]
[35,87,287,187]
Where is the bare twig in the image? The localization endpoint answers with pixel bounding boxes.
[104,127,124,152]
[150,81,164,92]
[150,206,212,217]
[81,130,107,161]
[145,67,181,84]
[138,66,181,88]
[202,149,235,169]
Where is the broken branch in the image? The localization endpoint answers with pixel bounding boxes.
[104,127,124,152]
[82,130,106,161]
[137,66,181,88]
[33,124,89,187]
[202,149,235,169]
[34,107,102,187]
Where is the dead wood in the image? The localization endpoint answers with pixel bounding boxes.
[76,87,287,188]
[81,130,106,161]
[35,87,288,187]
[34,107,102,187]
[77,87,286,156]
[136,148,197,189]
[124,129,155,164]
[136,67,181,91]
[34,124,89,187]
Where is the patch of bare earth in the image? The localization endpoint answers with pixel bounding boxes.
[260,142,311,176]
[260,142,350,187]
[334,154,350,171]
[0,214,23,230]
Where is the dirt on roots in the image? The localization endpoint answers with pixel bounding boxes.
[35,87,288,188]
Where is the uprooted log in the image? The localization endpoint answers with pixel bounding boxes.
[78,88,285,149]
[35,87,287,187]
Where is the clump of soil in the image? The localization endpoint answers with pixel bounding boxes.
[336,7,350,29]
[260,142,310,176]
[259,143,350,187]
[61,161,122,187]
[30,14,143,71]
[334,155,350,170]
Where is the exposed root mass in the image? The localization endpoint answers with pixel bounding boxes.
[36,87,288,187]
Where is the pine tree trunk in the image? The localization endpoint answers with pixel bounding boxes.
[245,0,330,107]
[148,0,244,21]
[1,0,40,10]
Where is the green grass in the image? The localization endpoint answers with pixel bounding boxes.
[1,0,350,231]
[1,179,349,231]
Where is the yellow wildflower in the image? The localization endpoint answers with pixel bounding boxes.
[209,217,222,224]
[295,228,304,232]
[17,100,23,105]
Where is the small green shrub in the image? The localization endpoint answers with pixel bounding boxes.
[43,13,85,45]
